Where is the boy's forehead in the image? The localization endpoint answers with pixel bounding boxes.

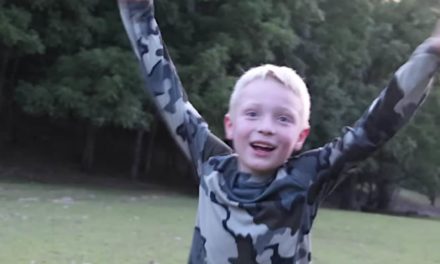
[231,80,303,111]
[240,78,301,101]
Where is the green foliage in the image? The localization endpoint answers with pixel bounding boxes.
[24,0,102,50]
[3,0,150,130]
[16,47,148,129]
[399,85,440,201]
[0,4,44,54]
[155,0,310,134]
[359,0,440,205]
[2,0,440,194]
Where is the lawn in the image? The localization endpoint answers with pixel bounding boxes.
[1,180,439,264]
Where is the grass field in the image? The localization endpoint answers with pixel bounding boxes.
[1,180,439,264]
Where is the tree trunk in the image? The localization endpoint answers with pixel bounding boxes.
[81,122,98,172]
[376,179,394,210]
[131,127,146,181]
[366,179,375,207]
[0,48,10,110]
[3,56,20,144]
[144,118,157,178]
[428,194,436,207]
[374,151,397,211]
[339,173,358,210]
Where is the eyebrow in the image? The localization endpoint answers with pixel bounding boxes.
[275,106,299,115]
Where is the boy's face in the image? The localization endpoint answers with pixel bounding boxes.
[224,78,310,176]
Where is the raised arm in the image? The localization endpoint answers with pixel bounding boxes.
[118,0,231,176]
[307,27,440,201]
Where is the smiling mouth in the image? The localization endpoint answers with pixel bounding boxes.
[250,142,276,152]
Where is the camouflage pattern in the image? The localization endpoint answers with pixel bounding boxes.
[118,0,440,263]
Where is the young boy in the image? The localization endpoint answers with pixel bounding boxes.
[118,0,440,263]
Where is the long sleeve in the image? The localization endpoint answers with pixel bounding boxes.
[118,0,231,176]
[307,38,440,202]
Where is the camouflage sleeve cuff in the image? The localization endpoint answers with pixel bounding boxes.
[394,39,439,110]
[412,37,440,58]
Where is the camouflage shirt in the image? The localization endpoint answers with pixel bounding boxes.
[118,1,440,263]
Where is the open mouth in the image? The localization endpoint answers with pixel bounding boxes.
[250,142,276,152]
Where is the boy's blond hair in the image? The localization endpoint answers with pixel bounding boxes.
[228,64,311,127]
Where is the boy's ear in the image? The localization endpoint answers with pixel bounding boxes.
[224,113,233,140]
[294,127,310,151]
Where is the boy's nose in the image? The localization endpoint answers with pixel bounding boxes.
[257,117,275,135]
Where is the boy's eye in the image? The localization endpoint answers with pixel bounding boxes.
[245,111,258,117]
[278,115,293,123]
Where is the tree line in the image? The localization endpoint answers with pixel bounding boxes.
[0,0,439,210]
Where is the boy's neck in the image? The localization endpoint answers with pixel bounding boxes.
[246,173,274,183]
[236,168,276,183]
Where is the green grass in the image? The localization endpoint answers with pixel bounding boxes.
[1,180,439,264]
[313,210,440,264]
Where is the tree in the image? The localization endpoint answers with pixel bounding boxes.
[363,0,439,210]
[153,0,324,134]
[16,47,149,171]
[0,3,44,141]
[400,85,440,206]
